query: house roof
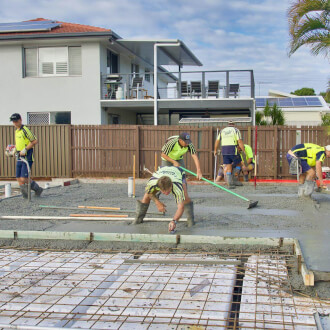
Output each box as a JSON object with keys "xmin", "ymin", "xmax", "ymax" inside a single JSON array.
[{"xmin": 0, "ymin": 18, "xmax": 117, "ymax": 40}]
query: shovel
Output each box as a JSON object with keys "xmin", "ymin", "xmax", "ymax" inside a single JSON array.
[{"xmin": 180, "ymin": 166, "xmax": 258, "ymax": 209}]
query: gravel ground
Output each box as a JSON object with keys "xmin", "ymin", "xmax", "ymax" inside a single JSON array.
[{"xmin": 0, "ymin": 181, "xmax": 329, "ymax": 270}]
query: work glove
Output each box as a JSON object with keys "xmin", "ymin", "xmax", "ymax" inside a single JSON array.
[{"xmin": 19, "ymin": 148, "xmax": 27, "ymax": 156}]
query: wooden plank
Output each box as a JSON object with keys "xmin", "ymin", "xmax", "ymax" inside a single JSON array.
[
  {"xmin": 124, "ymin": 259, "xmax": 241, "ymax": 265},
  {"xmin": 180, "ymin": 235, "xmax": 283, "ymax": 246},
  {"xmin": 293, "ymin": 239, "xmax": 314, "ymax": 286},
  {"xmin": 70, "ymin": 214, "xmax": 128, "ymax": 218},
  {"xmin": 92, "ymin": 232, "xmax": 177, "ymax": 243}
]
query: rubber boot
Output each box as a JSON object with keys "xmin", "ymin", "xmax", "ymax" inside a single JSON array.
[
  {"xmin": 31, "ymin": 181, "xmax": 43, "ymax": 197},
  {"xmin": 226, "ymin": 173, "xmax": 235, "ymax": 189},
  {"xmin": 133, "ymin": 200, "xmax": 149, "ymax": 224},
  {"xmin": 244, "ymin": 174, "xmax": 249, "ymax": 182},
  {"xmin": 297, "ymin": 184, "xmax": 305, "ymax": 198},
  {"xmin": 233, "ymin": 168, "xmax": 243, "ymax": 186},
  {"xmin": 20, "ymin": 184, "xmax": 28, "ymax": 199},
  {"xmin": 184, "ymin": 201, "xmax": 195, "ymax": 227},
  {"xmin": 303, "ymin": 180, "xmax": 315, "ymax": 198}
]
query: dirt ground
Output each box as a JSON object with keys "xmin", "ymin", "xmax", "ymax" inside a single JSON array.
[{"xmin": 1, "ymin": 181, "xmax": 330, "ymax": 298}]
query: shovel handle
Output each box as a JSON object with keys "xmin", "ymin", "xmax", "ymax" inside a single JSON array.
[{"xmin": 180, "ymin": 166, "xmax": 250, "ymax": 202}]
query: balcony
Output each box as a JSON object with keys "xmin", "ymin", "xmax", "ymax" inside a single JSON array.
[{"xmin": 101, "ymin": 69, "xmax": 255, "ymax": 100}]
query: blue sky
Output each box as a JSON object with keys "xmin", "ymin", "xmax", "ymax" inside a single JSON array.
[{"xmin": 1, "ymin": 0, "xmax": 329, "ymax": 95}]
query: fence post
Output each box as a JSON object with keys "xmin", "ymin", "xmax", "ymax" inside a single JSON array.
[
  {"xmin": 209, "ymin": 126, "xmax": 213, "ymax": 177},
  {"xmin": 135, "ymin": 125, "xmax": 140, "ymax": 178},
  {"xmin": 248, "ymin": 126, "xmax": 251, "ymax": 148},
  {"xmin": 68, "ymin": 125, "xmax": 73, "ymax": 178},
  {"xmin": 274, "ymin": 126, "xmax": 278, "ymax": 179}
]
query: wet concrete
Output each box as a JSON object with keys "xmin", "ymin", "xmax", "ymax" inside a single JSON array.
[{"xmin": 0, "ymin": 182, "xmax": 329, "ymax": 274}]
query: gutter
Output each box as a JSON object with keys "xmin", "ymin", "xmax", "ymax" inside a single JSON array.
[{"xmin": 0, "ymin": 31, "xmax": 118, "ymax": 41}]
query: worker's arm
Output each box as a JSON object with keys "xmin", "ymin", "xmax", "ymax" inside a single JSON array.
[
  {"xmin": 20, "ymin": 139, "xmax": 38, "ymax": 156},
  {"xmin": 168, "ymin": 201, "xmax": 185, "ymax": 232},
  {"xmin": 161, "ymin": 152, "xmax": 180, "ymax": 167},
  {"xmin": 237, "ymin": 139, "xmax": 248, "ymax": 167},
  {"xmin": 315, "ymin": 161, "xmax": 325, "ymax": 188},
  {"xmin": 149, "ymin": 193, "xmax": 166, "ymax": 213},
  {"xmin": 191, "ymin": 153, "xmax": 202, "ymax": 180},
  {"xmin": 214, "ymin": 139, "xmax": 220, "ymax": 156}
]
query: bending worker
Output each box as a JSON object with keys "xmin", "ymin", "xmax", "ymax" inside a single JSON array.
[
  {"xmin": 134, "ymin": 166, "xmax": 192, "ymax": 231},
  {"xmin": 160, "ymin": 132, "xmax": 203, "ymax": 224},
  {"xmin": 9, "ymin": 113, "xmax": 43, "ymax": 198},
  {"xmin": 237, "ymin": 144, "xmax": 255, "ymax": 182},
  {"xmin": 214, "ymin": 121, "xmax": 246, "ymax": 188},
  {"xmin": 287, "ymin": 143, "xmax": 330, "ymax": 197}
]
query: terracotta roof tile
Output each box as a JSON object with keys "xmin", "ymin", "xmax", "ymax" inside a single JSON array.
[{"xmin": 0, "ymin": 18, "xmax": 111, "ymax": 37}]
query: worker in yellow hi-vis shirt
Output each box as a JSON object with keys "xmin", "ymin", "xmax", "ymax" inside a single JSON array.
[
  {"xmin": 9, "ymin": 113, "xmax": 43, "ymax": 199},
  {"xmin": 238, "ymin": 144, "xmax": 255, "ymax": 182},
  {"xmin": 159, "ymin": 132, "xmax": 202, "ymax": 227},
  {"xmin": 287, "ymin": 143, "xmax": 330, "ymax": 197},
  {"xmin": 134, "ymin": 166, "xmax": 188, "ymax": 231}
]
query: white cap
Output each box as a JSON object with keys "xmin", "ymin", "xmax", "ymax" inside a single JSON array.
[{"xmin": 326, "ymin": 145, "xmax": 330, "ymax": 151}]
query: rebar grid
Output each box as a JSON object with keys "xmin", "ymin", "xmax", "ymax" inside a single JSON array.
[{"xmin": 0, "ymin": 247, "xmax": 328, "ymax": 329}]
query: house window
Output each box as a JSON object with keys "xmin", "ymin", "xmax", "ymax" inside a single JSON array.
[
  {"xmin": 28, "ymin": 113, "xmax": 50, "ymax": 125},
  {"xmin": 145, "ymin": 68, "xmax": 151, "ymax": 82},
  {"xmin": 24, "ymin": 46, "xmax": 82, "ymax": 77},
  {"xmin": 107, "ymin": 50, "xmax": 119, "ymax": 74},
  {"xmin": 28, "ymin": 112, "xmax": 71, "ymax": 124}
]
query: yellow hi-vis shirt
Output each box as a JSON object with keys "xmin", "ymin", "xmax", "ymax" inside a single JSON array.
[
  {"xmin": 217, "ymin": 126, "xmax": 242, "ymax": 155},
  {"xmin": 15, "ymin": 125, "xmax": 36, "ymax": 151},
  {"xmin": 291, "ymin": 143, "xmax": 325, "ymax": 167},
  {"xmin": 161, "ymin": 136, "xmax": 196, "ymax": 161},
  {"xmin": 145, "ymin": 166, "xmax": 185, "ymax": 204},
  {"xmin": 240, "ymin": 144, "xmax": 254, "ymax": 164}
]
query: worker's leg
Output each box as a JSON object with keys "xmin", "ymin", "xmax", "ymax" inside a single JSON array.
[
  {"xmin": 16, "ymin": 161, "xmax": 28, "ymax": 198},
  {"xmin": 134, "ymin": 193, "xmax": 150, "ymax": 224},
  {"xmin": 215, "ymin": 166, "xmax": 224, "ymax": 182},
  {"xmin": 233, "ymin": 158, "xmax": 243, "ymax": 186},
  {"xmin": 223, "ymin": 155, "xmax": 235, "ymax": 189}
]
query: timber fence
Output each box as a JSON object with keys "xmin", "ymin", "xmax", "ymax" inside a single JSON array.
[{"xmin": 1, "ymin": 125, "xmax": 329, "ymax": 179}]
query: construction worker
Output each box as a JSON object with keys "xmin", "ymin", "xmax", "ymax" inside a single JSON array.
[
  {"xmin": 287, "ymin": 143, "xmax": 330, "ymax": 197},
  {"xmin": 134, "ymin": 166, "xmax": 192, "ymax": 231},
  {"xmin": 237, "ymin": 144, "xmax": 255, "ymax": 182},
  {"xmin": 214, "ymin": 121, "xmax": 246, "ymax": 188},
  {"xmin": 9, "ymin": 113, "xmax": 43, "ymax": 198},
  {"xmin": 160, "ymin": 132, "xmax": 202, "ymax": 224}
]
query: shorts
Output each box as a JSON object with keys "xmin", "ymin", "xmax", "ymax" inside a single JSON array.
[
  {"xmin": 161, "ymin": 158, "xmax": 187, "ymax": 183},
  {"xmin": 222, "ymin": 154, "xmax": 241, "ymax": 166},
  {"xmin": 286, "ymin": 153, "xmax": 310, "ymax": 174},
  {"xmin": 16, "ymin": 160, "xmax": 33, "ymax": 178}
]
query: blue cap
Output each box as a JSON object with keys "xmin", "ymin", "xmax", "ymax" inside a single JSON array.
[{"xmin": 179, "ymin": 132, "xmax": 192, "ymax": 144}]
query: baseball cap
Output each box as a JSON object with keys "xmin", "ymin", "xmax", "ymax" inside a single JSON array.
[
  {"xmin": 326, "ymin": 145, "xmax": 330, "ymax": 151},
  {"xmin": 179, "ymin": 132, "xmax": 192, "ymax": 144},
  {"xmin": 9, "ymin": 113, "xmax": 21, "ymax": 121},
  {"xmin": 228, "ymin": 120, "xmax": 235, "ymax": 126}
]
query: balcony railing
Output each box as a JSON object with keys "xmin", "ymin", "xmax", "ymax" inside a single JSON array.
[{"xmin": 100, "ymin": 69, "xmax": 255, "ymax": 100}]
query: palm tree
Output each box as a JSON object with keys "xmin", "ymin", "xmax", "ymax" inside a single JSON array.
[
  {"xmin": 256, "ymin": 102, "xmax": 285, "ymax": 125},
  {"xmin": 288, "ymin": 0, "xmax": 330, "ymax": 57}
]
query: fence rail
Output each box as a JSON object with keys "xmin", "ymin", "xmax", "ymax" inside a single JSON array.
[{"xmin": 1, "ymin": 125, "xmax": 329, "ymax": 179}]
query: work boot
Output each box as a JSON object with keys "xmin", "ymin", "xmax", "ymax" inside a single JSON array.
[
  {"xmin": 20, "ymin": 184, "xmax": 28, "ymax": 199},
  {"xmin": 298, "ymin": 184, "xmax": 305, "ymax": 198},
  {"xmin": 244, "ymin": 174, "xmax": 249, "ymax": 182},
  {"xmin": 226, "ymin": 173, "xmax": 235, "ymax": 189},
  {"xmin": 303, "ymin": 180, "xmax": 315, "ymax": 198},
  {"xmin": 233, "ymin": 168, "xmax": 243, "ymax": 186},
  {"xmin": 184, "ymin": 201, "xmax": 195, "ymax": 227},
  {"xmin": 31, "ymin": 181, "xmax": 43, "ymax": 197},
  {"xmin": 133, "ymin": 200, "xmax": 149, "ymax": 224}
]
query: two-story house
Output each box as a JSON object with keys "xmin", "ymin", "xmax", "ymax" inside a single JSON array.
[{"xmin": 0, "ymin": 18, "xmax": 256, "ymax": 126}]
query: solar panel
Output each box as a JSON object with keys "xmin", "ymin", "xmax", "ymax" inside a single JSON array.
[
  {"xmin": 292, "ymin": 97, "xmax": 308, "ymax": 106},
  {"xmin": 255, "ymin": 98, "xmax": 266, "ymax": 107},
  {"xmin": 0, "ymin": 20, "xmax": 60, "ymax": 33},
  {"xmin": 255, "ymin": 97, "xmax": 323, "ymax": 108}
]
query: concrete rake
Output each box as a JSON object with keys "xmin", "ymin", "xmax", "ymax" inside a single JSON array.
[{"xmin": 180, "ymin": 166, "xmax": 258, "ymax": 209}]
